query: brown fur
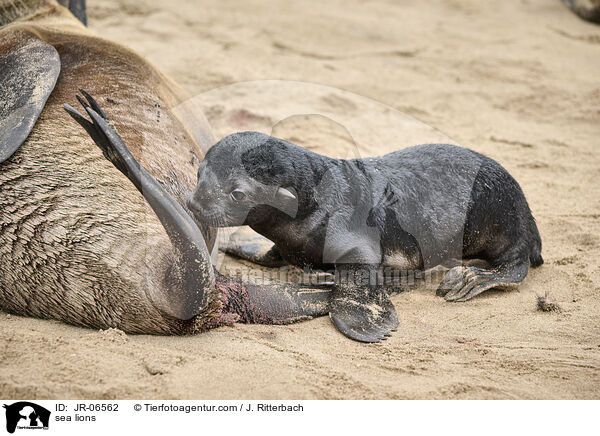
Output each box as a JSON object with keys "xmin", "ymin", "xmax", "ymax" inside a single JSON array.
[{"xmin": 0, "ymin": 1, "xmax": 225, "ymax": 334}]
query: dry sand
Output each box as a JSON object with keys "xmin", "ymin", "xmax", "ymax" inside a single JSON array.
[{"xmin": 2, "ymin": 0, "xmax": 600, "ymax": 399}]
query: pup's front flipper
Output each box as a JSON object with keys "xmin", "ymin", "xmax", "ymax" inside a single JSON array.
[
  {"xmin": 222, "ymin": 227, "xmax": 287, "ymax": 267},
  {"xmin": 330, "ymin": 265, "xmax": 398, "ymax": 343}
]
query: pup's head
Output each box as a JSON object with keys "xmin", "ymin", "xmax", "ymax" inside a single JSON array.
[{"xmin": 187, "ymin": 132, "xmax": 298, "ymax": 227}]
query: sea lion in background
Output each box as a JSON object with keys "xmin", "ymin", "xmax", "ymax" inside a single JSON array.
[
  {"xmin": 562, "ymin": 0, "xmax": 600, "ymax": 23},
  {"xmin": 187, "ymin": 132, "xmax": 543, "ymax": 343},
  {"xmin": 0, "ymin": 0, "xmax": 329, "ymax": 334}
]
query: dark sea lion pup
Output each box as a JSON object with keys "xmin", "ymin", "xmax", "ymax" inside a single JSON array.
[{"xmin": 187, "ymin": 132, "xmax": 543, "ymax": 343}]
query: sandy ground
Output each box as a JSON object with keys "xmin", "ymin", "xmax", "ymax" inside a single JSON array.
[{"xmin": 2, "ymin": 0, "xmax": 600, "ymax": 399}]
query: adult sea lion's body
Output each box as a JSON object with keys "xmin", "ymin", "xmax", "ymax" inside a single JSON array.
[{"xmin": 0, "ymin": 0, "xmax": 329, "ymax": 333}]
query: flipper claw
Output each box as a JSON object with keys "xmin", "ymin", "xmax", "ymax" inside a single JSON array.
[{"xmin": 79, "ymin": 88, "xmax": 108, "ymax": 119}]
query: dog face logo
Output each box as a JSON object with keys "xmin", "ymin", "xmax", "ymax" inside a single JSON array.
[{"xmin": 2, "ymin": 402, "xmax": 50, "ymax": 433}]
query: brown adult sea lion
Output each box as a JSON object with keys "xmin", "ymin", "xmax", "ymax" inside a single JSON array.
[{"xmin": 0, "ymin": 0, "xmax": 329, "ymax": 334}]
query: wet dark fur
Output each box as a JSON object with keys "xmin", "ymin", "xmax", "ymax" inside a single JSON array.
[
  {"xmin": 199, "ymin": 133, "xmax": 543, "ymax": 275},
  {"xmin": 190, "ymin": 132, "xmax": 544, "ymax": 341}
]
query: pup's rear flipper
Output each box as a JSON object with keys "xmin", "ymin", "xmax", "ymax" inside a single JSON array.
[
  {"xmin": 437, "ymin": 260, "xmax": 529, "ymax": 302},
  {"xmin": 0, "ymin": 34, "xmax": 60, "ymax": 165},
  {"xmin": 329, "ymin": 265, "xmax": 398, "ymax": 343}
]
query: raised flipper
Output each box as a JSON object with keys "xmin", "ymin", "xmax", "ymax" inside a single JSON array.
[
  {"xmin": 0, "ymin": 35, "xmax": 60, "ymax": 165},
  {"xmin": 329, "ymin": 264, "xmax": 398, "ymax": 343},
  {"xmin": 436, "ymin": 260, "xmax": 530, "ymax": 302},
  {"xmin": 64, "ymin": 91, "xmax": 214, "ymax": 320},
  {"xmin": 222, "ymin": 226, "xmax": 287, "ymax": 267}
]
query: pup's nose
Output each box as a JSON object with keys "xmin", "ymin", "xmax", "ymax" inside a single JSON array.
[{"xmin": 186, "ymin": 197, "xmax": 200, "ymax": 212}]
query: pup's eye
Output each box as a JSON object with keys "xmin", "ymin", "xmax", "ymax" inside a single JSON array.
[{"xmin": 231, "ymin": 190, "xmax": 246, "ymax": 201}]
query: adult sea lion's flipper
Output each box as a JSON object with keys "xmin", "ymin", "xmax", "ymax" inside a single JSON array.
[
  {"xmin": 64, "ymin": 91, "xmax": 214, "ymax": 320},
  {"xmin": 0, "ymin": 35, "xmax": 60, "ymax": 165},
  {"xmin": 330, "ymin": 264, "xmax": 399, "ymax": 343}
]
